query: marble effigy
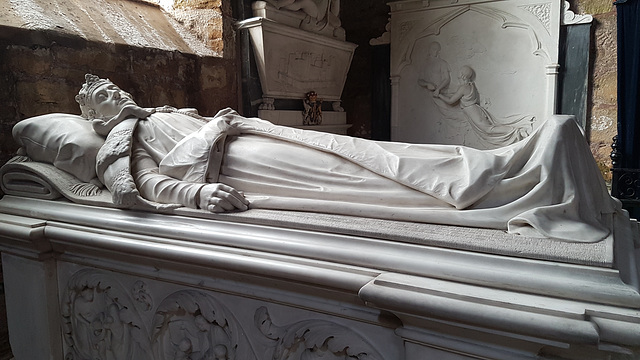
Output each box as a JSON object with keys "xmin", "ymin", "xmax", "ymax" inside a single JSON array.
[
  {"xmin": 0, "ymin": 73, "xmax": 639, "ymax": 358},
  {"xmin": 0, "ymin": 74, "xmax": 627, "ymax": 243}
]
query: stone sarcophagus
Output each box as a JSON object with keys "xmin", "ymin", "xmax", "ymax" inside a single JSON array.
[
  {"xmin": 0, "ymin": 63, "xmax": 639, "ymax": 359},
  {"xmin": 236, "ymin": 1, "xmax": 356, "ymax": 134},
  {"xmin": 1, "ymin": 193, "xmax": 640, "ymax": 359}
]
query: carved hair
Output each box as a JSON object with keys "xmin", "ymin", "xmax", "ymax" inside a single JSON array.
[{"xmin": 459, "ymin": 66, "xmax": 476, "ymax": 83}]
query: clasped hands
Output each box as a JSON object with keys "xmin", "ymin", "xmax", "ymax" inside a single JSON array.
[{"xmin": 197, "ymin": 183, "xmax": 249, "ymax": 213}]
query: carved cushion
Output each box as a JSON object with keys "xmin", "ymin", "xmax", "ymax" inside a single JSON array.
[{"xmin": 12, "ymin": 113, "xmax": 105, "ymax": 182}]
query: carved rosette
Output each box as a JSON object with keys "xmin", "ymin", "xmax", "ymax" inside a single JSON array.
[
  {"xmin": 61, "ymin": 269, "xmax": 153, "ymax": 360},
  {"xmin": 152, "ymin": 290, "xmax": 257, "ymax": 360},
  {"xmin": 255, "ymin": 306, "xmax": 384, "ymax": 360}
]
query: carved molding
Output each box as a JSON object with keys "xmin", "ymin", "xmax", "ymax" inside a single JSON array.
[
  {"xmin": 561, "ymin": 0, "xmax": 593, "ymax": 25},
  {"xmin": 255, "ymin": 306, "xmax": 384, "ymax": 360},
  {"xmin": 472, "ymin": 5, "xmax": 547, "ymax": 60},
  {"xmin": 370, "ymin": 19, "xmax": 391, "ymax": 46},
  {"xmin": 395, "ymin": 4, "xmax": 549, "ymax": 74}
]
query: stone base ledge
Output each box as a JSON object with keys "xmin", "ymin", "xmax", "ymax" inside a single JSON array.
[{"xmin": 0, "ymin": 196, "xmax": 639, "ymax": 359}]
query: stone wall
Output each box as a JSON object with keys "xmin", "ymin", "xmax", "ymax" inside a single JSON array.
[
  {"xmin": 0, "ymin": 0, "xmax": 238, "ymax": 169},
  {"xmin": 574, "ymin": 0, "xmax": 617, "ymax": 183},
  {"xmin": 0, "ymin": 30, "xmax": 237, "ymax": 166}
]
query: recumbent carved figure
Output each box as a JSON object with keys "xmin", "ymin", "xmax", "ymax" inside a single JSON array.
[{"xmin": 7, "ymin": 74, "xmax": 620, "ymax": 242}]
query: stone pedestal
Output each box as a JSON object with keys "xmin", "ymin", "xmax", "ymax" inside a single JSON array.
[{"xmin": 1, "ymin": 196, "xmax": 639, "ymax": 359}]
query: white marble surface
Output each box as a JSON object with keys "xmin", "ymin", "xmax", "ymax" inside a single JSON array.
[
  {"xmin": 0, "ymin": 196, "xmax": 639, "ymax": 359},
  {"xmin": 237, "ymin": 17, "xmax": 357, "ymax": 102},
  {"xmin": 388, "ymin": 0, "xmax": 561, "ymax": 148},
  {"xmin": 7, "ymin": 100, "xmax": 625, "ymax": 243},
  {"xmin": 253, "ymin": 0, "xmax": 345, "ymax": 40}
]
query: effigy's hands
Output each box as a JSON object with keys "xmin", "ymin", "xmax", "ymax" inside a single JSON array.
[{"xmin": 198, "ymin": 183, "xmax": 249, "ymax": 213}]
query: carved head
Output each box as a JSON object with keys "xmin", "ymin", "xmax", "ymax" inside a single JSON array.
[
  {"xmin": 306, "ymin": 91, "xmax": 318, "ymax": 101},
  {"xmin": 75, "ymin": 74, "xmax": 137, "ymax": 120},
  {"xmin": 459, "ymin": 66, "xmax": 476, "ymax": 83},
  {"xmin": 427, "ymin": 41, "xmax": 441, "ymax": 57}
]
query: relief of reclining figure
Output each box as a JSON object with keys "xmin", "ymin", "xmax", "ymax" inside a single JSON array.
[{"xmin": 4, "ymin": 74, "xmax": 622, "ymax": 242}]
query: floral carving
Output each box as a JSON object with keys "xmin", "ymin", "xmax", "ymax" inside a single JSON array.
[
  {"xmin": 132, "ymin": 280, "xmax": 153, "ymax": 311},
  {"xmin": 255, "ymin": 306, "xmax": 384, "ymax": 360},
  {"xmin": 152, "ymin": 290, "xmax": 257, "ymax": 360},
  {"xmin": 62, "ymin": 271, "xmax": 258, "ymax": 360},
  {"xmin": 61, "ymin": 269, "xmax": 152, "ymax": 360},
  {"xmin": 519, "ymin": 3, "xmax": 551, "ymax": 32}
]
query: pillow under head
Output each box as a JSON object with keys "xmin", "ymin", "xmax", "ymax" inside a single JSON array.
[{"xmin": 12, "ymin": 113, "xmax": 105, "ymax": 183}]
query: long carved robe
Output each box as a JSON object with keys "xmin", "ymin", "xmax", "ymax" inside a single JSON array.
[{"xmin": 129, "ymin": 108, "xmax": 618, "ymax": 242}]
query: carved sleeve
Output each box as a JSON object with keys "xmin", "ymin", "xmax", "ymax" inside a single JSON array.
[{"xmin": 131, "ymin": 145, "xmax": 205, "ymax": 209}]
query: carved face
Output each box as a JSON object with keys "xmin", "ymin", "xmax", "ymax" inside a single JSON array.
[
  {"xmin": 428, "ymin": 42, "xmax": 441, "ymax": 57},
  {"xmin": 307, "ymin": 91, "xmax": 317, "ymax": 101},
  {"xmin": 459, "ymin": 66, "xmax": 475, "ymax": 82},
  {"xmin": 89, "ymin": 82, "xmax": 137, "ymax": 119}
]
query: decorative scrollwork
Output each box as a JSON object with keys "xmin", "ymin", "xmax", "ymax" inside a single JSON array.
[
  {"xmin": 255, "ymin": 306, "xmax": 384, "ymax": 360},
  {"xmin": 399, "ymin": 21, "xmax": 414, "ymax": 40},
  {"xmin": 152, "ymin": 290, "xmax": 257, "ymax": 360},
  {"xmin": 132, "ymin": 280, "xmax": 153, "ymax": 311},
  {"xmin": 61, "ymin": 269, "xmax": 152, "ymax": 360},
  {"xmin": 520, "ymin": 3, "xmax": 551, "ymax": 31},
  {"xmin": 613, "ymin": 169, "xmax": 640, "ymax": 200},
  {"xmin": 561, "ymin": 0, "xmax": 593, "ymax": 25},
  {"xmin": 62, "ymin": 271, "xmax": 258, "ymax": 360}
]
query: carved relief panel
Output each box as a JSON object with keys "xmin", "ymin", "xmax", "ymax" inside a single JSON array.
[
  {"xmin": 255, "ymin": 306, "xmax": 385, "ymax": 359},
  {"xmin": 389, "ymin": 0, "xmax": 561, "ymax": 149},
  {"xmin": 61, "ymin": 269, "xmax": 257, "ymax": 360},
  {"xmin": 58, "ymin": 266, "xmax": 397, "ymax": 360},
  {"xmin": 61, "ymin": 269, "xmax": 154, "ymax": 359}
]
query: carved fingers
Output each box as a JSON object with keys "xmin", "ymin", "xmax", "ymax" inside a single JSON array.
[{"xmin": 198, "ymin": 183, "xmax": 249, "ymax": 213}]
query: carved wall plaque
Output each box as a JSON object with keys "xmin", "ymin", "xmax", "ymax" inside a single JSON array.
[{"xmin": 389, "ymin": 0, "xmax": 561, "ymax": 149}]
